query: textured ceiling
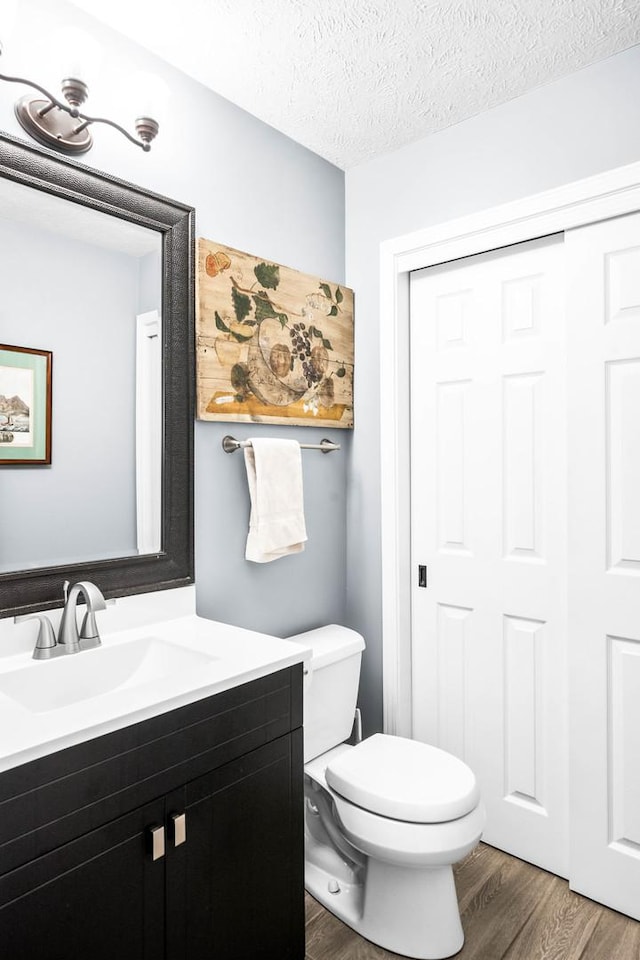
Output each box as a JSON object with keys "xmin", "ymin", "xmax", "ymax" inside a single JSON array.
[
  {"xmin": 70, "ymin": 0, "xmax": 640, "ymax": 169},
  {"xmin": 0, "ymin": 177, "xmax": 159, "ymax": 255}
]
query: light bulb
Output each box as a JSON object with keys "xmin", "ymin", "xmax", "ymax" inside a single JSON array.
[
  {"xmin": 0, "ymin": 0, "xmax": 24, "ymax": 72},
  {"xmin": 133, "ymin": 71, "xmax": 170, "ymax": 125},
  {"xmin": 50, "ymin": 25, "xmax": 104, "ymax": 85},
  {"xmin": 0, "ymin": 0, "xmax": 19, "ymax": 51}
]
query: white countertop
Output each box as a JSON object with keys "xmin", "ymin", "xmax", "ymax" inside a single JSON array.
[{"xmin": 0, "ymin": 614, "xmax": 310, "ymax": 774}]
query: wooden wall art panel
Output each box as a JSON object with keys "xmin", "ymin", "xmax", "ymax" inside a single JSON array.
[{"xmin": 196, "ymin": 239, "xmax": 354, "ymax": 428}]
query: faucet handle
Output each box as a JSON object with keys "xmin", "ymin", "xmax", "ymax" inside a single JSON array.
[{"xmin": 14, "ymin": 613, "xmax": 58, "ymax": 660}]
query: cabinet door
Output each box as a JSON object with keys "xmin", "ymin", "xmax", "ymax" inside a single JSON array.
[
  {"xmin": 0, "ymin": 799, "xmax": 166, "ymax": 960},
  {"xmin": 166, "ymin": 731, "xmax": 304, "ymax": 960}
]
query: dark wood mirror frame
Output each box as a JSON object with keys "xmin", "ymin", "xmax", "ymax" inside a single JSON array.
[{"xmin": 0, "ymin": 131, "xmax": 194, "ymax": 618}]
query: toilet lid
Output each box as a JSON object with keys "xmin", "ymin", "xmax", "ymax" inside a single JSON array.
[{"xmin": 325, "ymin": 733, "xmax": 480, "ymax": 823}]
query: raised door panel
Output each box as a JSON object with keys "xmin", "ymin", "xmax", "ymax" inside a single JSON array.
[
  {"xmin": 606, "ymin": 359, "xmax": 640, "ymax": 572},
  {"xmin": 605, "ymin": 244, "xmax": 640, "ymax": 324},
  {"xmin": 436, "ymin": 603, "xmax": 472, "ymax": 759},
  {"xmin": 502, "ymin": 372, "xmax": 545, "ymax": 561},
  {"xmin": 0, "ymin": 799, "xmax": 165, "ymax": 960},
  {"xmin": 436, "ymin": 380, "xmax": 472, "ymax": 554},
  {"xmin": 609, "ymin": 635, "xmax": 640, "ymax": 853},
  {"xmin": 503, "ymin": 615, "xmax": 546, "ymax": 810}
]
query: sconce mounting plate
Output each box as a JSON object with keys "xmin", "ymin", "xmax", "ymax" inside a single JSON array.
[{"xmin": 15, "ymin": 95, "xmax": 93, "ymax": 155}]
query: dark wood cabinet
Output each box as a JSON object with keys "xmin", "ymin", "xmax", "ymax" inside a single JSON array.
[
  {"xmin": 0, "ymin": 666, "xmax": 304, "ymax": 960},
  {"xmin": 0, "ymin": 798, "xmax": 166, "ymax": 960}
]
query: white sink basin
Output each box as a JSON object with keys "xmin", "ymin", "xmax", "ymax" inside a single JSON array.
[
  {"xmin": 0, "ymin": 613, "xmax": 310, "ymax": 775},
  {"xmin": 0, "ymin": 635, "xmax": 216, "ymax": 714}
]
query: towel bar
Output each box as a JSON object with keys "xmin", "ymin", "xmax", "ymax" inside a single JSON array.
[{"xmin": 222, "ymin": 435, "xmax": 340, "ymax": 454}]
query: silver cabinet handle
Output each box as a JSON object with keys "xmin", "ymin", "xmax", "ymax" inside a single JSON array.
[
  {"xmin": 148, "ymin": 824, "xmax": 165, "ymax": 861},
  {"xmin": 171, "ymin": 812, "xmax": 186, "ymax": 847}
]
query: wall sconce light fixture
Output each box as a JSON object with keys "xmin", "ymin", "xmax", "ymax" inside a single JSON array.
[{"xmin": 0, "ymin": 40, "xmax": 159, "ymax": 155}]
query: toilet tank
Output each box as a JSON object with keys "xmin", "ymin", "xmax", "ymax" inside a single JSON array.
[{"xmin": 287, "ymin": 625, "xmax": 365, "ymax": 762}]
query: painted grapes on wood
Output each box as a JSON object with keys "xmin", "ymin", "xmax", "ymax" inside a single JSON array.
[{"xmin": 196, "ymin": 239, "xmax": 354, "ymax": 428}]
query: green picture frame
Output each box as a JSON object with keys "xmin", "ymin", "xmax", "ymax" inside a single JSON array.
[{"xmin": 0, "ymin": 344, "xmax": 52, "ymax": 465}]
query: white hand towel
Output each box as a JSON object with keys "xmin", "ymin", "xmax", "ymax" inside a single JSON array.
[{"xmin": 243, "ymin": 438, "xmax": 307, "ymax": 563}]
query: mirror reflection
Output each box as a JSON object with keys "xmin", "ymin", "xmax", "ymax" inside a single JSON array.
[{"xmin": 0, "ymin": 176, "xmax": 162, "ymax": 573}]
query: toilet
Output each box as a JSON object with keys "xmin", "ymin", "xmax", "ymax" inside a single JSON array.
[{"xmin": 288, "ymin": 625, "xmax": 485, "ymax": 960}]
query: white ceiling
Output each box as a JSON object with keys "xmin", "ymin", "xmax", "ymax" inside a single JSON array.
[
  {"xmin": 0, "ymin": 176, "xmax": 160, "ymax": 256},
  {"xmin": 70, "ymin": 0, "xmax": 640, "ymax": 169}
]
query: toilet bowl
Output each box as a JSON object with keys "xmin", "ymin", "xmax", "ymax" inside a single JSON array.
[{"xmin": 289, "ymin": 626, "xmax": 485, "ymax": 960}]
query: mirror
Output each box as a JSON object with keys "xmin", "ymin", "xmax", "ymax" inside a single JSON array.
[
  {"xmin": 0, "ymin": 131, "xmax": 194, "ymax": 618},
  {"xmin": 0, "ymin": 176, "xmax": 163, "ymax": 571}
]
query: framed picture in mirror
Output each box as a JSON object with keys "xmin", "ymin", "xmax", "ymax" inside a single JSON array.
[{"xmin": 0, "ymin": 343, "xmax": 52, "ymax": 465}]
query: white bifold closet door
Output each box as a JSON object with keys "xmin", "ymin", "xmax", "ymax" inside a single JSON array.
[
  {"xmin": 410, "ymin": 235, "xmax": 569, "ymax": 879},
  {"xmin": 565, "ymin": 211, "xmax": 640, "ymax": 921},
  {"xmin": 410, "ymin": 215, "xmax": 640, "ymax": 919}
]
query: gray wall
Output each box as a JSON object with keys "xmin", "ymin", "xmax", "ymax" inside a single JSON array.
[
  {"xmin": 0, "ymin": 1, "xmax": 347, "ymax": 635},
  {"xmin": 345, "ymin": 45, "xmax": 640, "ymax": 734},
  {"xmin": 0, "ymin": 217, "xmax": 143, "ymax": 570}
]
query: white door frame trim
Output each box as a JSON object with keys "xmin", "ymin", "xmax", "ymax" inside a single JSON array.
[
  {"xmin": 136, "ymin": 309, "xmax": 162, "ymax": 555},
  {"xmin": 380, "ymin": 160, "xmax": 640, "ymax": 737}
]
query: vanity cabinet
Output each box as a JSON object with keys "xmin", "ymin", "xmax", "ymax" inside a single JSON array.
[{"xmin": 0, "ymin": 666, "xmax": 304, "ymax": 960}]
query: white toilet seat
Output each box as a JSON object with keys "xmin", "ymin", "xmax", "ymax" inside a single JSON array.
[
  {"xmin": 305, "ymin": 734, "xmax": 484, "ymax": 868},
  {"xmin": 331, "ymin": 790, "xmax": 485, "ymax": 867},
  {"xmin": 325, "ymin": 733, "xmax": 480, "ymax": 823}
]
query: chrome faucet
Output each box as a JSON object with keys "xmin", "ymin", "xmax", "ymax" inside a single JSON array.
[
  {"xmin": 15, "ymin": 580, "xmax": 107, "ymax": 660},
  {"xmin": 58, "ymin": 581, "xmax": 107, "ymax": 652}
]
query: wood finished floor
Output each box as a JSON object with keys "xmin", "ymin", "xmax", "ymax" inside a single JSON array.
[{"xmin": 304, "ymin": 843, "xmax": 640, "ymax": 960}]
